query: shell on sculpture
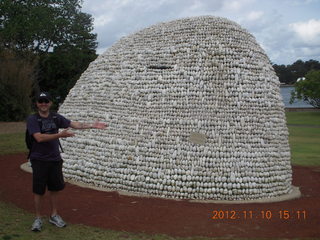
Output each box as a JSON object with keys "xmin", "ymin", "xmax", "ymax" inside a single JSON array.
[{"xmin": 58, "ymin": 16, "xmax": 293, "ymax": 201}]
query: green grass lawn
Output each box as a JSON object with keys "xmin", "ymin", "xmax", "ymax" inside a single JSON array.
[
  {"xmin": 0, "ymin": 200, "xmax": 311, "ymax": 240},
  {"xmin": 285, "ymin": 111, "xmax": 320, "ymax": 166},
  {"xmin": 0, "ymin": 201, "xmax": 177, "ymax": 240},
  {"xmin": 288, "ymin": 126, "xmax": 320, "ymax": 166},
  {"xmin": 0, "ymin": 132, "xmax": 27, "ymax": 155},
  {"xmin": 286, "ymin": 111, "xmax": 320, "ymax": 125}
]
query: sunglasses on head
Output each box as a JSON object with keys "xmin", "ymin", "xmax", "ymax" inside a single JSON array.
[{"xmin": 37, "ymin": 99, "xmax": 50, "ymax": 103}]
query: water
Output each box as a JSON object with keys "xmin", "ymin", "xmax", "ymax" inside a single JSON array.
[{"xmin": 280, "ymin": 86, "xmax": 314, "ymax": 108}]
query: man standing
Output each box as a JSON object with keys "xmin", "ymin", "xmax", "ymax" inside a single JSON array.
[{"xmin": 27, "ymin": 92, "xmax": 106, "ymax": 232}]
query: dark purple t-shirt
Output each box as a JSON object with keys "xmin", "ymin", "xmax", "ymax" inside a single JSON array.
[{"xmin": 27, "ymin": 113, "xmax": 71, "ymax": 161}]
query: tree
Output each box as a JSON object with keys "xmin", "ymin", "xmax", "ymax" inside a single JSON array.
[
  {"xmin": 273, "ymin": 59, "xmax": 320, "ymax": 84},
  {"xmin": 290, "ymin": 60, "xmax": 307, "ymax": 81},
  {"xmin": 0, "ymin": 50, "xmax": 37, "ymax": 121},
  {"xmin": 290, "ymin": 70, "xmax": 320, "ymax": 108},
  {"xmin": 305, "ymin": 59, "xmax": 320, "ymax": 71},
  {"xmin": 0, "ymin": 0, "xmax": 97, "ymax": 54},
  {"xmin": 38, "ymin": 44, "xmax": 97, "ymax": 109},
  {"xmin": 273, "ymin": 64, "xmax": 294, "ymax": 84},
  {"xmin": 0, "ymin": 0, "xmax": 97, "ymax": 119},
  {"xmin": 36, "ymin": 7, "xmax": 98, "ymax": 109}
]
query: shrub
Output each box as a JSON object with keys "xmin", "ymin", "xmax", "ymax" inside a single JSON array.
[{"xmin": 290, "ymin": 70, "xmax": 320, "ymax": 108}]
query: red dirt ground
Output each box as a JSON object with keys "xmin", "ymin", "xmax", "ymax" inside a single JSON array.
[{"xmin": 1, "ymin": 153, "xmax": 319, "ymax": 238}]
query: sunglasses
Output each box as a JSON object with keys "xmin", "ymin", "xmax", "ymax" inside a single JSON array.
[{"xmin": 37, "ymin": 99, "xmax": 50, "ymax": 104}]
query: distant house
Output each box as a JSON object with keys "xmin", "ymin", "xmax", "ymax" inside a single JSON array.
[{"xmin": 296, "ymin": 77, "xmax": 306, "ymax": 82}]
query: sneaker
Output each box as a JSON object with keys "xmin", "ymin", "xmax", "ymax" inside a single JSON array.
[
  {"xmin": 31, "ymin": 217, "xmax": 42, "ymax": 232},
  {"xmin": 49, "ymin": 215, "xmax": 66, "ymax": 228}
]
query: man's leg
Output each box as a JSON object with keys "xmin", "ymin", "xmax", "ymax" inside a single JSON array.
[
  {"xmin": 32, "ymin": 193, "xmax": 43, "ymax": 231},
  {"xmin": 34, "ymin": 193, "xmax": 43, "ymax": 218},
  {"xmin": 48, "ymin": 190, "xmax": 66, "ymax": 227},
  {"xmin": 49, "ymin": 191, "xmax": 58, "ymax": 216},
  {"xmin": 31, "ymin": 160, "xmax": 46, "ymax": 231},
  {"xmin": 48, "ymin": 160, "xmax": 66, "ymax": 227},
  {"xmin": 48, "ymin": 161, "xmax": 65, "ymax": 216}
]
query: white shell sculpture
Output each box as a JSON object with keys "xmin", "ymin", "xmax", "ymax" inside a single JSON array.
[{"xmin": 59, "ymin": 16, "xmax": 293, "ymax": 201}]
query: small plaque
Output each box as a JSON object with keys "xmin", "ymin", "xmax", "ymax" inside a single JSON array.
[{"xmin": 189, "ymin": 132, "xmax": 207, "ymax": 145}]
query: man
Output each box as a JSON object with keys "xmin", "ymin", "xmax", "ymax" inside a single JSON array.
[{"xmin": 27, "ymin": 92, "xmax": 106, "ymax": 232}]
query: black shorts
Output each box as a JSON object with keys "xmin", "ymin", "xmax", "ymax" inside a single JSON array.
[{"xmin": 30, "ymin": 159, "xmax": 65, "ymax": 195}]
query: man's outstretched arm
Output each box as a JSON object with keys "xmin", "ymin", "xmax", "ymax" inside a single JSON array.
[
  {"xmin": 70, "ymin": 121, "xmax": 107, "ymax": 130},
  {"xmin": 33, "ymin": 121, "xmax": 107, "ymax": 143},
  {"xmin": 33, "ymin": 129, "xmax": 75, "ymax": 143}
]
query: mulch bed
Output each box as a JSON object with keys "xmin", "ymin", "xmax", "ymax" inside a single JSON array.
[{"xmin": 1, "ymin": 153, "xmax": 319, "ymax": 238}]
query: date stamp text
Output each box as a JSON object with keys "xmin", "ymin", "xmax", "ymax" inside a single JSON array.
[{"xmin": 211, "ymin": 210, "xmax": 307, "ymax": 220}]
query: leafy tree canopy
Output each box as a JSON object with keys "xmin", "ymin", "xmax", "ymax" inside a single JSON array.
[
  {"xmin": 0, "ymin": 0, "xmax": 98, "ymax": 120},
  {"xmin": 0, "ymin": 0, "xmax": 97, "ymax": 53},
  {"xmin": 38, "ymin": 44, "xmax": 97, "ymax": 109},
  {"xmin": 290, "ymin": 70, "xmax": 320, "ymax": 108},
  {"xmin": 273, "ymin": 59, "xmax": 320, "ymax": 84}
]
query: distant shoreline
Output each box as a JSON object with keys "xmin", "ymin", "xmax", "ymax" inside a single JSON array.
[{"xmin": 285, "ymin": 108, "xmax": 318, "ymax": 112}]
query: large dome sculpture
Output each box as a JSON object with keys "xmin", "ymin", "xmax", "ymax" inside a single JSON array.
[{"xmin": 59, "ymin": 16, "xmax": 294, "ymax": 201}]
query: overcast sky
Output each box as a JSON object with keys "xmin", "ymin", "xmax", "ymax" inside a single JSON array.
[{"xmin": 82, "ymin": 0, "xmax": 320, "ymax": 65}]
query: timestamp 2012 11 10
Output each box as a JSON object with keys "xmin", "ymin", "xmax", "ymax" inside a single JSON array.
[{"xmin": 211, "ymin": 210, "xmax": 307, "ymax": 220}]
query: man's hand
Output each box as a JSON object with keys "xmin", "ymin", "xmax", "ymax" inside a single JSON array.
[
  {"xmin": 92, "ymin": 121, "xmax": 107, "ymax": 129},
  {"xmin": 33, "ymin": 128, "xmax": 75, "ymax": 142},
  {"xmin": 59, "ymin": 128, "xmax": 75, "ymax": 138}
]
